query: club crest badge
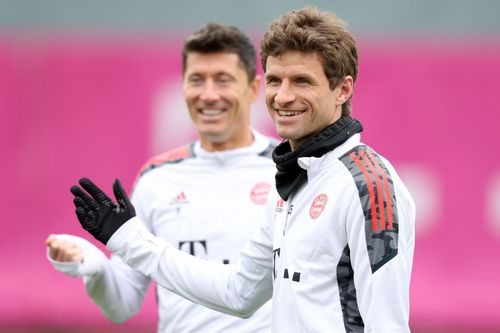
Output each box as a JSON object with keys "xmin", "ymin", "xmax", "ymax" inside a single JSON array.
[
  {"xmin": 275, "ymin": 198, "xmax": 285, "ymax": 213},
  {"xmin": 250, "ymin": 182, "xmax": 271, "ymax": 205},
  {"xmin": 310, "ymin": 193, "xmax": 328, "ymax": 219}
]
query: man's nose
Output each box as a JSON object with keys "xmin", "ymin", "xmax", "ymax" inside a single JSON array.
[
  {"xmin": 200, "ymin": 81, "xmax": 220, "ymax": 102},
  {"xmin": 274, "ymin": 81, "xmax": 295, "ymax": 106}
]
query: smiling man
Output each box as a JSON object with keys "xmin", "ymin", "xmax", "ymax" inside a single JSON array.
[
  {"xmin": 46, "ymin": 24, "xmax": 276, "ymax": 333},
  {"xmin": 65, "ymin": 7, "xmax": 416, "ymax": 333},
  {"xmin": 183, "ymin": 50, "xmax": 256, "ymax": 150},
  {"xmin": 264, "ymin": 51, "xmax": 351, "ymax": 150}
]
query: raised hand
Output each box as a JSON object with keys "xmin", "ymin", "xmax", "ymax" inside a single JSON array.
[
  {"xmin": 70, "ymin": 178, "xmax": 136, "ymax": 244},
  {"xmin": 45, "ymin": 235, "xmax": 84, "ymax": 262}
]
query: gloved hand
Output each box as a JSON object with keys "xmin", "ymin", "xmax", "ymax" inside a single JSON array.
[{"xmin": 70, "ymin": 178, "xmax": 136, "ymax": 245}]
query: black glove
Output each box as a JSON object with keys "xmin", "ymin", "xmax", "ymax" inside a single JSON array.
[{"xmin": 70, "ymin": 177, "xmax": 136, "ymax": 245}]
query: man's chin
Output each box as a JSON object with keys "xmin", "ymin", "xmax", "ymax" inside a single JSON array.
[
  {"xmin": 275, "ymin": 129, "xmax": 295, "ymax": 141},
  {"xmin": 200, "ymin": 131, "xmax": 230, "ymax": 144}
]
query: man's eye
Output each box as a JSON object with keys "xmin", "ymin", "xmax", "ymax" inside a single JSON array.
[
  {"xmin": 188, "ymin": 76, "xmax": 203, "ymax": 84},
  {"xmin": 217, "ymin": 75, "xmax": 233, "ymax": 84},
  {"xmin": 266, "ymin": 77, "xmax": 280, "ymax": 84},
  {"xmin": 217, "ymin": 78, "xmax": 230, "ymax": 84},
  {"xmin": 296, "ymin": 78, "xmax": 310, "ymax": 85}
]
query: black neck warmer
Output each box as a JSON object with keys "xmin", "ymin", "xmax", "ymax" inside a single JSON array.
[{"xmin": 272, "ymin": 115, "xmax": 363, "ymax": 201}]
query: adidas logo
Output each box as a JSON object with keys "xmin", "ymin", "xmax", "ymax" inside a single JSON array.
[{"xmin": 170, "ymin": 191, "xmax": 188, "ymax": 204}]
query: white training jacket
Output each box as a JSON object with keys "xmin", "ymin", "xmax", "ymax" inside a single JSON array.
[
  {"xmin": 106, "ymin": 133, "xmax": 416, "ymax": 333},
  {"xmin": 48, "ymin": 130, "xmax": 277, "ymax": 333}
]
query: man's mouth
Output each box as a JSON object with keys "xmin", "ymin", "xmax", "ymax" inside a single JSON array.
[
  {"xmin": 278, "ymin": 110, "xmax": 305, "ymax": 117},
  {"xmin": 200, "ymin": 109, "xmax": 225, "ymax": 115}
]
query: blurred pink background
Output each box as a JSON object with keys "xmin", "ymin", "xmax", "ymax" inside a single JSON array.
[{"xmin": 1, "ymin": 31, "xmax": 500, "ymax": 333}]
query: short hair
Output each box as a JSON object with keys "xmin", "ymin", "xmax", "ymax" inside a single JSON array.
[
  {"xmin": 182, "ymin": 23, "xmax": 257, "ymax": 83},
  {"xmin": 260, "ymin": 7, "xmax": 358, "ymax": 115}
]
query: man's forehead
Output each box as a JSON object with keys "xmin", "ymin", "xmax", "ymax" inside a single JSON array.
[
  {"xmin": 185, "ymin": 52, "xmax": 246, "ymax": 76},
  {"xmin": 265, "ymin": 51, "xmax": 324, "ymax": 74},
  {"xmin": 186, "ymin": 51, "xmax": 238, "ymax": 64}
]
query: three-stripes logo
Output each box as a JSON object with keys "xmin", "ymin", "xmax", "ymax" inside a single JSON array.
[
  {"xmin": 341, "ymin": 146, "xmax": 399, "ymax": 273},
  {"xmin": 170, "ymin": 191, "xmax": 188, "ymax": 204},
  {"xmin": 346, "ymin": 148, "xmax": 396, "ymax": 232}
]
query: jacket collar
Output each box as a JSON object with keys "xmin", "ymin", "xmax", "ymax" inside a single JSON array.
[
  {"xmin": 272, "ymin": 116, "xmax": 363, "ymax": 200},
  {"xmin": 193, "ymin": 129, "xmax": 271, "ymax": 162}
]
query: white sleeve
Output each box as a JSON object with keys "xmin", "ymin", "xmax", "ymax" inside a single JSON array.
[
  {"xmin": 83, "ymin": 254, "xmax": 151, "ymax": 323},
  {"xmin": 107, "ymin": 216, "xmax": 274, "ymax": 318},
  {"xmin": 346, "ymin": 171, "xmax": 416, "ymax": 332},
  {"xmin": 46, "ymin": 234, "xmax": 107, "ymax": 278},
  {"xmin": 46, "ymin": 234, "xmax": 151, "ymax": 323}
]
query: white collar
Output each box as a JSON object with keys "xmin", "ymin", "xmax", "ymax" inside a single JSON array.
[
  {"xmin": 193, "ymin": 129, "xmax": 270, "ymax": 162},
  {"xmin": 297, "ymin": 133, "xmax": 362, "ymax": 174}
]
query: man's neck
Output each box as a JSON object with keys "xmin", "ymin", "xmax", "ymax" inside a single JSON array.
[{"xmin": 200, "ymin": 129, "xmax": 254, "ymax": 152}]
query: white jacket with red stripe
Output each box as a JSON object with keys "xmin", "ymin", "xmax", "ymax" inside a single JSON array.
[
  {"xmin": 106, "ymin": 133, "xmax": 415, "ymax": 333},
  {"xmin": 49, "ymin": 130, "xmax": 277, "ymax": 333}
]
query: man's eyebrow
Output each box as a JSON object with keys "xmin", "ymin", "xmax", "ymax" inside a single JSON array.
[
  {"xmin": 215, "ymin": 71, "xmax": 235, "ymax": 77},
  {"xmin": 186, "ymin": 72, "xmax": 203, "ymax": 78},
  {"xmin": 292, "ymin": 73, "xmax": 315, "ymax": 80}
]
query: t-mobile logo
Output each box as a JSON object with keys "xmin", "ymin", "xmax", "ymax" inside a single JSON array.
[
  {"xmin": 178, "ymin": 240, "xmax": 230, "ymax": 264},
  {"xmin": 272, "ymin": 248, "xmax": 301, "ymax": 282},
  {"xmin": 178, "ymin": 240, "xmax": 207, "ymax": 256}
]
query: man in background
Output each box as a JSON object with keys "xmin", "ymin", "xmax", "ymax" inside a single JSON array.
[
  {"xmin": 67, "ymin": 7, "xmax": 416, "ymax": 332},
  {"xmin": 46, "ymin": 23, "xmax": 275, "ymax": 332}
]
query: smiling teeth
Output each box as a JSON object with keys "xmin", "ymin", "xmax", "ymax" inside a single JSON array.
[
  {"xmin": 201, "ymin": 109, "xmax": 223, "ymax": 115},
  {"xmin": 279, "ymin": 110, "xmax": 303, "ymax": 117}
]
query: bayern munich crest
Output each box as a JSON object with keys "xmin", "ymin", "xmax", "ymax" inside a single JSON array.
[
  {"xmin": 250, "ymin": 182, "xmax": 271, "ymax": 205},
  {"xmin": 310, "ymin": 193, "xmax": 328, "ymax": 219}
]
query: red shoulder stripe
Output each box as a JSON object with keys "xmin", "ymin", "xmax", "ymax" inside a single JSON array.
[
  {"xmin": 366, "ymin": 150, "xmax": 394, "ymax": 230},
  {"xmin": 131, "ymin": 144, "xmax": 191, "ymax": 192},
  {"xmin": 350, "ymin": 152, "xmax": 379, "ymax": 232},
  {"xmin": 359, "ymin": 150, "xmax": 387, "ymax": 231},
  {"xmin": 139, "ymin": 144, "xmax": 191, "ymax": 174}
]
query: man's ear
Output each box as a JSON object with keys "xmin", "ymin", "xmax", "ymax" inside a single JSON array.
[
  {"xmin": 249, "ymin": 75, "xmax": 261, "ymax": 102},
  {"xmin": 336, "ymin": 75, "xmax": 354, "ymax": 106}
]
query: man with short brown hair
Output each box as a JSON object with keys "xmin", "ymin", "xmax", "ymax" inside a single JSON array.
[
  {"xmin": 46, "ymin": 23, "xmax": 275, "ymax": 333},
  {"xmin": 67, "ymin": 7, "xmax": 415, "ymax": 332}
]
